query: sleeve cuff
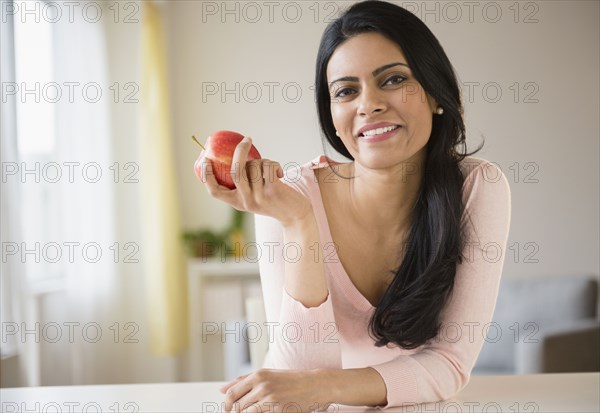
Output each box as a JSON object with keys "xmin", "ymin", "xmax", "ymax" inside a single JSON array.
[
  {"xmin": 278, "ymin": 288, "xmax": 338, "ymax": 344},
  {"xmin": 266, "ymin": 289, "xmax": 342, "ymax": 370},
  {"xmin": 371, "ymin": 357, "xmax": 420, "ymax": 408}
]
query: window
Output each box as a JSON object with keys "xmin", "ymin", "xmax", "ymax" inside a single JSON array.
[{"xmin": 13, "ymin": 0, "xmax": 63, "ymax": 284}]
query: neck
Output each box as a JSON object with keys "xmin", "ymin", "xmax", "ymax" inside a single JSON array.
[{"xmin": 344, "ymin": 150, "xmax": 425, "ymax": 236}]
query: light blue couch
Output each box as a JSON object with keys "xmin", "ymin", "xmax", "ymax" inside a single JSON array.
[{"xmin": 472, "ymin": 275, "xmax": 599, "ymax": 375}]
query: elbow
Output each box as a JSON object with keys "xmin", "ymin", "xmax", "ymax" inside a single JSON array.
[
  {"xmin": 442, "ymin": 376, "xmax": 470, "ymax": 402},
  {"xmin": 424, "ymin": 348, "xmax": 472, "ymax": 401},
  {"xmin": 438, "ymin": 363, "xmax": 471, "ymax": 401}
]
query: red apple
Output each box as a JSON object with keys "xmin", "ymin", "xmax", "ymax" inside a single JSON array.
[{"xmin": 194, "ymin": 130, "xmax": 261, "ymax": 189}]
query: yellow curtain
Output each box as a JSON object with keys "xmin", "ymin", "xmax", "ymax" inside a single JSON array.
[{"xmin": 140, "ymin": 1, "xmax": 189, "ymax": 356}]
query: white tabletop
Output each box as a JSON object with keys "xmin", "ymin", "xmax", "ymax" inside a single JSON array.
[{"xmin": 1, "ymin": 373, "xmax": 598, "ymax": 412}]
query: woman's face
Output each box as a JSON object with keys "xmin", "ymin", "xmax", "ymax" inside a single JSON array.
[{"xmin": 327, "ymin": 32, "xmax": 438, "ymax": 170}]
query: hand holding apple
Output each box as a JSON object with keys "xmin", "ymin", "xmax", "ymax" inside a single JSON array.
[
  {"xmin": 193, "ymin": 130, "xmax": 261, "ymax": 189},
  {"xmin": 193, "ymin": 131, "xmax": 313, "ymax": 227}
]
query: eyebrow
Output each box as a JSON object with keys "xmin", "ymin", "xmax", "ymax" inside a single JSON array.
[{"xmin": 328, "ymin": 62, "xmax": 410, "ymax": 87}]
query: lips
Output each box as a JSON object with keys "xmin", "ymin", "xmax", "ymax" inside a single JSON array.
[
  {"xmin": 356, "ymin": 122, "xmax": 402, "ymax": 143},
  {"xmin": 357, "ymin": 122, "xmax": 402, "ymax": 138}
]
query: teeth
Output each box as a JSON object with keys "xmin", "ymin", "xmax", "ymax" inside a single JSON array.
[{"xmin": 362, "ymin": 125, "xmax": 398, "ymax": 137}]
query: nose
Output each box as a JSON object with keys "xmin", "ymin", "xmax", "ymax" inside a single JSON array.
[{"xmin": 357, "ymin": 86, "xmax": 387, "ymax": 116}]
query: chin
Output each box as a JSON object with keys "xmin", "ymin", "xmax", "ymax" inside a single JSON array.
[
  {"xmin": 354, "ymin": 146, "xmax": 426, "ymax": 172},
  {"xmin": 356, "ymin": 153, "xmax": 407, "ymax": 170}
]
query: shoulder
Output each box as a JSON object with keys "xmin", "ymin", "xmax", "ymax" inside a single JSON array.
[
  {"xmin": 280, "ymin": 155, "xmax": 342, "ymax": 197},
  {"xmin": 459, "ymin": 155, "xmax": 511, "ymax": 198},
  {"xmin": 458, "ymin": 156, "xmax": 512, "ymax": 242},
  {"xmin": 459, "ymin": 156, "xmax": 503, "ymax": 182}
]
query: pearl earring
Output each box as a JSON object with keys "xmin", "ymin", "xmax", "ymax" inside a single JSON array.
[
  {"xmin": 335, "ymin": 131, "xmax": 340, "ymax": 137},
  {"xmin": 435, "ymin": 107, "xmax": 444, "ymax": 115}
]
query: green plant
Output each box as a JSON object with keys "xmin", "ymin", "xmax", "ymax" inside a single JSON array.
[
  {"xmin": 182, "ymin": 209, "xmax": 249, "ymax": 259},
  {"xmin": 181, "ymin": 229, "xmax": 225, "ymax": 258},
  {"xmin": 229, "ymin": 209, "xmax": 246, "ymax": 232},
  {"xmin": 223, "ymin": 209, "xmax": 247, "ymax": 257}
]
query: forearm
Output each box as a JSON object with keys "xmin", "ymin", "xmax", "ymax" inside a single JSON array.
[
  {"xmin": 314, "ymin": 367, "xmax": 388, "ymax": 407},
  {"xmin": 260, "ymin": 209, "xmax": 341, "ymax": 371},
  {"xmin": 281, "ymin": 210, "xmax": 328, "ymax": 308}
]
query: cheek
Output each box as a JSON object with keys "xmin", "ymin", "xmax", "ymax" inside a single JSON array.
[
  {"xmin": 410, "ymin": 110, "xmax": 433, "ymax": 140},
  {"xmin": 330, "ymin": 103, "xmax": 353, "ymax": 131},
  {"xmin": 392, "ymin": 92, "xmax": 432, "ymax": 126},
  {"xmin": 390, "ymin": 97, "xmax": 433, "ymax": 145},
  {"xmin": 391, "ymin": 88, "xmax": 427, "ymax": 112}
]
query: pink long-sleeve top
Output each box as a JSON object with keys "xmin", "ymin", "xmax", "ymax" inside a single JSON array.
[{"xmin": 254, "ymin": 155, "xmax": 512, "ymax": 408}]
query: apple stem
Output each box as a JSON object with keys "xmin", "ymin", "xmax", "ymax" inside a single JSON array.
[{"xmin": 191, "ymin": 135, "xmax": 206, "ymax": 150}]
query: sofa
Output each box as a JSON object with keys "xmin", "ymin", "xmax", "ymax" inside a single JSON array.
[{"xmin": 472, "ymin": 274, "xmax": 600, "ymax": 375}]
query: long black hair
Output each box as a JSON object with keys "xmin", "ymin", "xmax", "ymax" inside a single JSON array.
[{"xmin": 315, "ymin": 0, "xmax": 482, "ymax": 349}]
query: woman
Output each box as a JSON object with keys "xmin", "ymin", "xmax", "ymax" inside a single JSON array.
[{"xmin": 197, "ymin": 0, "xmax": 511, "ymax": 410}]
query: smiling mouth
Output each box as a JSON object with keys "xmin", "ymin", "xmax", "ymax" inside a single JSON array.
[{"xmin": 359, "ymin": 125, "xmax": 400, "ymax": 137}]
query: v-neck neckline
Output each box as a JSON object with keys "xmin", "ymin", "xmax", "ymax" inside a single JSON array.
[{"xmin": 308, "ymin": 157, "xmax": 376, "ymax": 313}]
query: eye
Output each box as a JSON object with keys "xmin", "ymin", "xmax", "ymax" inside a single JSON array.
[
  {"xmin": 382, "ymin": 74, "xmax": 406, "ymax": 86},
  {"xmin": 333, "ymin": 87, "xmax": 356, "ymax": 99}
]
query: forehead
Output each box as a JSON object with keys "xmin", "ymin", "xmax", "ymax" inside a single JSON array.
[{"xmin": 327, "ymin": 32, "xmax": 408, "ymax": 80}]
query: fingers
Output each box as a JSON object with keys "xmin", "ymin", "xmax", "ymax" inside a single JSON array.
[
  {"xmin": 240, "ymin": 401, "xmax": 263, "ymax": 413},
  {"xmin": 193, "ymin": 153, "xmax": 205, "ymax": 181},
  {"xmin": 223, "ymin": 376, "xmax": 255, "ymax": 412},
  {"xmin": 231, "ymin": 138, "xmax": 283, "ymax": 190},
  {"xmin": 200, "ymin": 159, "xmax": 235, "ymax": 197},
  {"xmin": 262, "ymin": 160, "xmax": 283, "ymax": 187},
  {"xmin": 231, "ymin": 137, "xmax": 252, "ymax": 196},
  {"xmin": 196, "ymin": 137, "xmax": 286, "ymax": 213},
  {"xmin": 219, "ymin": 373, "xmax": 248, "ymax": 394}
]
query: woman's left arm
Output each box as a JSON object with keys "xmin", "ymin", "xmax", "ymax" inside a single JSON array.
[{"xmin": 367, "ymin": 161, "xmax": 512, "ymax": 407}]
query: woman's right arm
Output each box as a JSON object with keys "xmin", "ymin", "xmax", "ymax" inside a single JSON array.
[
  {"xmin": 196, "ymin": 137, "xmax": 341, "ymax": 369},
  {"xmin": 281, "ymin": 213, "xmax": 328, "ymax": 307},
  {"xmin": 255, "ymin": 211, "xmax": 342, "ymax": 370}
]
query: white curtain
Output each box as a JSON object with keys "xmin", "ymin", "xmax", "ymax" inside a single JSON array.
[
  {"xmin": 2, "ymin": 0, "xmax": 186, "ymax": 385},
  {"xmin": 51, "ymin": 9, "xmax": 119, "ymax": 384},
  {"xmin": 0, "ymin": 7, "xmax": 34, "ymax": 385}
]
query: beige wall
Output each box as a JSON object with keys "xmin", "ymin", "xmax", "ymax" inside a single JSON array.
[{"xmin": 167, "ymin": 1, "xmax": 599, "ymax": 279}]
